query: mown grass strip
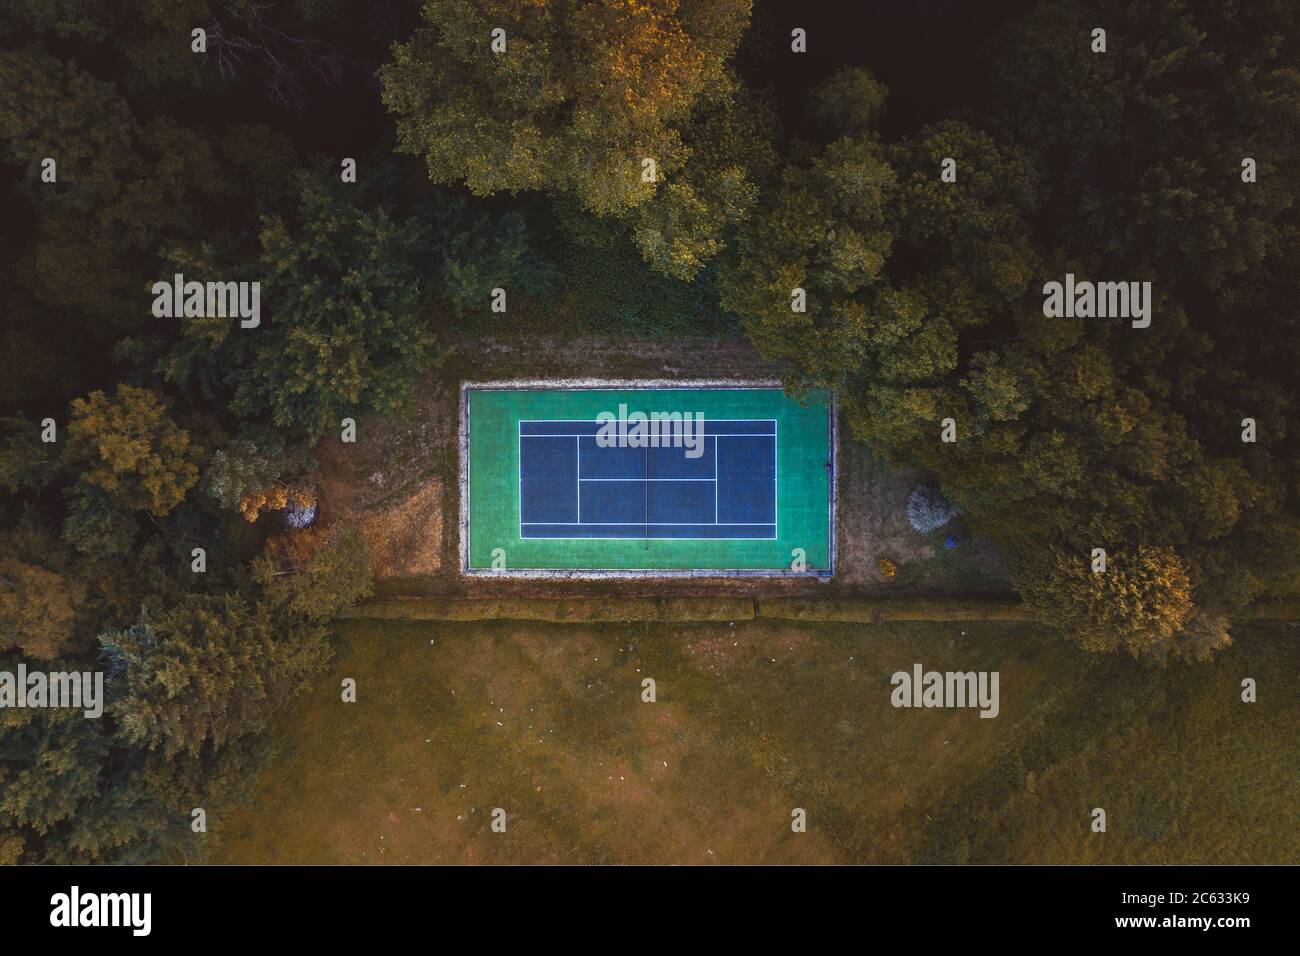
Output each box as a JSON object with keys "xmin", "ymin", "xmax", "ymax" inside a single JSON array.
[
  {"xmin": 758, "ymin": 596, "xmax": 1026, "ymax": 622},
  {"xmin": 340, "ymin": 596, "xmax": 757, "ymax": 622}
]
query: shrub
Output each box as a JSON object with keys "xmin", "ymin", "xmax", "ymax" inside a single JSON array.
[{"xmin": 907, "ymin": 484, "xmax": 960, "ymax": 533}]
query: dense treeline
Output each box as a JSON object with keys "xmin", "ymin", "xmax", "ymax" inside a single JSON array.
[
  {"xmin": 1, "ymin": 0, "xmax": 1297, "ymax": 860},
  {"xmin": 0, "ymin": 0, "xmax": 398, "ymax": 863},
  {"xmin": 720, "ymin": 1, "xmax": 1300, "ymax": 662}
]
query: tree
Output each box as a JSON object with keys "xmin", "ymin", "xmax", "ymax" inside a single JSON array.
[
  {"xmin": 0, "ymin": 0, "xmax": 108, "ymax": 40},
  {"xmin": 0, "ymin": 37, "xmax": 296, "ymax": 390},
  {"xmin": 101, "ymin": 527, "xmax": 371, "ymax": 759},
  {"xmin": 0, "ymin": 416, "xmax": 60, "ymax": 494},
  {"xmin": 0, "ymin": 0, "xmax": 208, "ymax": 91},
  {"xmin": 1018, "ymin": 546, "xmax": 1196, "ymax": 661},
  {"xmin": 0, "ymin": 50, "xmax": 234, "ymax": 333},
  {"xmin": 0, "ymin": 523, "xmax": 86, "ymax": 660},
  {"xmin": 200, "ymin": 424, "xmax": 316, "ymax": 521},
  {"xmin": 64, "ymin": 385, "xmax": 201, "ymax": 516},
  {"xmin": 626, "ymin": 84, "xmax": 776, "ymax": 280},
  {"xmin": 0, "ymin": 1, "xmax": 382, "ymax": 867},
  {"xmin": 61, "ymin": 486, "xmax": 140, "ymax": 558},
  {"xmin": 161, "ymin": 165, "xmax": 438, "ymax": 440},
  {"xmin": 0, "ymin": 46, "xmax": 132, "ymax": 213},
  {"xmin": 720, "ymin": 78, "xmax": 1039, "ymax": 447},
  {"xmin": 200, "ymin": 1, "xmax": 342, "ymax": 109},
  {"xmin": 0, "ymin": 684, "xmax": 113, "ymax": 862},
  {"xmin": 805, "ymin": 66, "xmax": 888, "ymax": 140},
  {"xmin": 102, "ymin": 595, "xmax": 282, "ymax": 758},
  {"xmin": 985, "ymin": 0, "xmax": 1300, "ymax": 290},
  {"xmin": 975, "ymin": 0, "xmax": 1300, "ymax": 623},
  {"xmin": 255, "ymin": 526, "xmax": 372, "ymax": 623},
  {"xmin": 547, "ymin": 199, "xmax": 737, "ymax": 336},
  {"xmin": 380, "ymin": 0, "xmax": 765, "ymax": 279},
  {"xmin": 416, "ymin": 193, "xmax": 559, "ymax": 322}
]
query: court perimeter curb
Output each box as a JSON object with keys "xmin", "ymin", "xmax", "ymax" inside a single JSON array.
[{"xmin": 458, "ymin": 379, "xmax": 835, "ymax": 578}]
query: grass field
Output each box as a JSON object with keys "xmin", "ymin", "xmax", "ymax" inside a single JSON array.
[
  {"xmin": 464, "ymin": 385, "xmax": 833, "ymax": 574},
  {"xmin": 210, "ymin": 619, "xmax": 1299, "ymax": 864}
]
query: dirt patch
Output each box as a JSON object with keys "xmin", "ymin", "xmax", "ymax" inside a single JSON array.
[
  {"xmin": 348, "ymin": 479, "xmax": 443, "ymax": 577},
  {"xmin": 835, "ymin": 439, "xmax": 934, "ymax": 589},
  {"xmin": 312, "ymin": 375, "xmax": 455, "ymax": 578}
]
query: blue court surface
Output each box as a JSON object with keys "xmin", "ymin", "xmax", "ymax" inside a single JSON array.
[{"xmin": 519, "ymin": 419, "xmax": 776, "ymax": 539}]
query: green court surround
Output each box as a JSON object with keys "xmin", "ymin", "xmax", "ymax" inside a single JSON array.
[{"xmin": 462, "ymin": 384, "xmax": 834, "ymax": 576}]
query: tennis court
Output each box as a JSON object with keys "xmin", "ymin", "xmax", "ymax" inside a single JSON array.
[{"xmin": 462, "ymin": 382, "xmax": 834, "ymax": 576}]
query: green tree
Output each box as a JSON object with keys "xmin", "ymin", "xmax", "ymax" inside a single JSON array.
[
  {"xmin": 976, "ymin": 0, "xmax": 1300, "ymax": 621},
  {"xmin": 0, "ymin": 416, "xmax": 60, "ymax": 494},
  {"xmin": 0, "ymin": 523, "xmax": 86, "ymax": 660},
  {"xmin": 101, "ymin": 528, "xmax": 371, "ymax": 759},
  {"xmin": 805, "ymin": 66, "xmax": 888, "ymax": 140},
  {"xmin": 0, "ymin": 46, "xmax": 132, "ymax": 212},
  {"xmin": 380, "ymin": 0, "xmax": 765, "ymax": 279},
  {"xmin": 255, "ymin": 526, "xmax": 373, "ymax": 623},
  {"xmin": 64, "ymin": 385, "xmax": 200, "ymax": 516},
  {"xmin": 102, "ymin": 595, "xmax": 284, "ymax": 758},
  {"xmin": 417, "ymin": 194, "xmax": 559, "ymax": 323},
  {"xmin": 200, "ymin": 424, "xmax": 315, "ymax": 515},
  {"xmin": 986, "ymin": 0, "xmax": 1300, "ymax": 289},
  {"xmin": 0, "ymin": 45, "xmax": 294, "ymax": 352},
  {"xmin": 161, "ymin": 166, "xmax": 438, "ymax": 440},
  {"xmin": 721, "ymin": 84, "xmax": 1039, "ymax": 450},
  {"xmin": 1017, "ymin": 546, "xmax": 1197, "ymax": 661},
  {"xmin": 0, "ymin": 692, "xmax": 112, "ymax": 863},
  {"xmin": 0, "ymin": 0, "xmax": 207, "ymax": 91}
]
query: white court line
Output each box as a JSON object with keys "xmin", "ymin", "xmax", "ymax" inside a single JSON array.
[
  {"xmin": 578, "ymin": 477, "xmax": 715, "ymax": 482},
  {"xmin": 522, "ymin": 522, "xmax": 775, "ymax": 526},
  {"xmin": 521, "ymin": 433, "xmax": 771, "ymax": 438},
  {"xmin": 519, "ymin": 418, "xmax": 777, "ymax": 423},
  {"xmin": 521, "ymin": 529, "xmax": 778, "ymax": 541}
]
